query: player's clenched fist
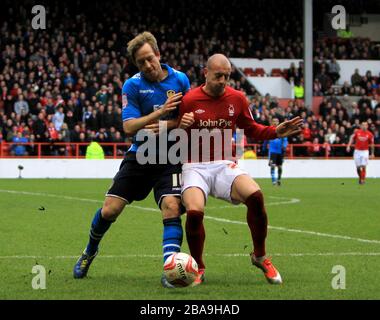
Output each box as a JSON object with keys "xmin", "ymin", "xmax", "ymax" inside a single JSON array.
[{"xmin": 179, "ymin": 112, "xmax": 195, "ymax": 129}]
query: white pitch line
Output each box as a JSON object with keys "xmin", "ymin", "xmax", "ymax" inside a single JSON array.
[
  {"xmin": 1, "ymin": 252, "xmax": 380, "ymax": 259},
  {"xmin": 0, "ymin": 189, "xmax": 159, "ymax": 212},
  {"xmin": 207, "ymin": 196, "xmax": 301, "ymax": 209},
  {"xmin": 1, "ymin": 189, "xmax": 379, "ymax": 245},
  {"xmin": 204, "ymin": 215, "xmax": 380, "ymax": 244}
]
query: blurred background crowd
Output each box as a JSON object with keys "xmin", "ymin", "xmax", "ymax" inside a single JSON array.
[{"xmin": 1, "ymin": 0, "xmax": 379, "ymax": 157}]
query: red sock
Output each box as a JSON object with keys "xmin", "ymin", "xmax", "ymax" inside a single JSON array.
[
  {"xmin": 245, "ymin": 190, "xmax": 268, "ymax": 258},
  {"xmin": 359, "ymin": 167, "xmax": 364, "ymax": 180},
  {"xmin": 186, "ymin": 210, "xmax": 206, "ymax": 269}
]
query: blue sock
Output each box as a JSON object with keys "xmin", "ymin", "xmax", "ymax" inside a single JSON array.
[
  {"xmin": 85, "ymin": 208, "xmax": 114, "ymax": 256},
  {"xmin": 162, "ymin": 217, "xmax": 183, "ymax": 263},
  {"xmin": 270, "ymin": 167, "xmax": 276, "ymax": 183}
]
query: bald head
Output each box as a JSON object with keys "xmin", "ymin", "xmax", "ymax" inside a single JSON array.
[
  {"xmin": 203, "ymin": 54, "xmax": 232, "ymax": 97},
  {"xmin": 206, "ymin": 54, "xmax": 231, "ymax": 70}
]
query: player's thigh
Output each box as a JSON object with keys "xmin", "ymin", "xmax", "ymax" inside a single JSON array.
[
  {"xmin": 211, "ymin": 162, "xmax": 250, "ymax": 204},
  {"xmin": 182, "ymin": 187, "xmax": 206, "ymax": 212},
  {"xmin": 231, "ymin": 174, "xmax": 261, "ymax": 204},
  {"xmin": 276, "ymin": 154, "xmax": 284, "ymax": 166},
  {"xmin": 107, "ymin": 159, "xmax": 155, "ymax": 203},
  {"xmin": 181, "ymin": 163, "xmax": 210, "ymax": 211},
  {"xmin": 153, "ymin": 164, "xmax": 184, "ymax": 217},
  {"xmin": 354, "ymin": 150, "xmax": 362, "ymax": 167},
  {"xmin": 361, "ymin": 151, "xmax": 369, "ymax": 166}
]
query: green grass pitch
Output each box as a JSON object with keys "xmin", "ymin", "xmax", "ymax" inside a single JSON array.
[{"xmin": 0, "ymin": 178, "xmax": 379, "ymax": 300}]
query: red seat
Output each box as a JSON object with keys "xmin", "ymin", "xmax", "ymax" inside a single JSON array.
[
  {"xmin": 243, "ymin": 67, "xmax": 255, "ymax": 76},
  {"xmin": 1, "ymin": 142, "xmax": 10, "ymax": 156},
  {"xmin": 271, "ymin": 68, "xmax": 282, "ymax": 77},
  {"xmin": 255, "ymin": 68, "xmax": 266, "ymax": 76}
]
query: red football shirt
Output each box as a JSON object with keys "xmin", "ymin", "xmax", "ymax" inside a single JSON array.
[
  {"xmin": 353, "ymin": 129, "xmax": 374, "ymax": 151},
  {"xmin": 179, "ymin": 85, "xmax": 277, "ymax": 162}
]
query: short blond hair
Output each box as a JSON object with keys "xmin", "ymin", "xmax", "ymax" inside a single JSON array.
[{"xmin": 127, "ymin": 31, "xmax": 159, "ymax": 66}]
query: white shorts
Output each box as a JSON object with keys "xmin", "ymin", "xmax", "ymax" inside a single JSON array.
[
  {"xmin": 354, "ymin": 150, "xmax": 369, "ymax": 167},
  {"xmin": 181, "ymin": 160, "xmax": 249, "ymax": 204}
]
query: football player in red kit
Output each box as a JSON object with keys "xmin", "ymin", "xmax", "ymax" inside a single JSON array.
[
  {"xmin": 346, "ymin": 121, "xmax": 375, "ymax": 184},
  {"xmin": 178, "ymin": 54, "xmax": 303, "ymax": 285}
]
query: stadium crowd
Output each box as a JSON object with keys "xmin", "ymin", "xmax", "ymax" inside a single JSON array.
[{"xmin": 0, "ymin": 0, "xmax": 379, "ymax": 157}]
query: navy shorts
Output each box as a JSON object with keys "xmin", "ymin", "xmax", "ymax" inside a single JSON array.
[
  {"xmin": 269, "ymin": 153, "xmax": 284, "ymax": 166},
  {"xmin": 106, "ymin": 159, "xmax": 183, "ymax": 211}
]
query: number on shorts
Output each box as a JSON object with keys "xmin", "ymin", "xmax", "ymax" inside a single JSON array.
[{"xmin": 172, "ymin": 173, "xmax": 182, "ymax": 187}]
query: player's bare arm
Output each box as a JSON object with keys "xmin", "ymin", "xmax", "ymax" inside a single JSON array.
[
  {"xmin": 275, "ymin": 116, "xmax": 303, "ymax": 138},
  {"xmin": 123, "ymin": 92, "xmax": 183, "ymax": 135},
  {"xmin": 370, "ymin": 142, "xmax": 375, "ymax": 158},
  {"xmin": 346, "ymin": 134, "xmax": 354, "ymax": 152}
]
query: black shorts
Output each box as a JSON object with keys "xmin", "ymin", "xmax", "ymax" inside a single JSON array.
[
  {"xmin": 106, "ymin": 159, "xmax": 183, "ymax": 211},
  {"xmin": 269, "ymin": 153, "xmax": 284, "ymax": 166}
]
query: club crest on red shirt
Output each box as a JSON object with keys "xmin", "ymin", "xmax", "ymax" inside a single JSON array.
[{"xmin": 228, "ymin": 104, "xmax": 235, "ymax": 116}]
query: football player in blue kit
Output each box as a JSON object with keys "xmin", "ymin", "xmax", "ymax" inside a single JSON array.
[
  {"xmin": 73, "ymin": 32, "xmax": 190, "ymax": 288},
  {"xmin": 265, "ymin": 117, "xmax": 288, "ymax": 186}
]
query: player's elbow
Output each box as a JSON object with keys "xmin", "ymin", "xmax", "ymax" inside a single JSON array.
[{"xmin": 123, "ymin": 123, "xmax": 136, "ymax": 136}]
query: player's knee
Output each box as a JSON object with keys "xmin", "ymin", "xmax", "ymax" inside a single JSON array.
[
  {"xmin": 101, "ymin": 206, "xmax": 121, "ymax": 221},
  {"xmin": 245, "ymin": 190, "xmax": 266, "ymax": 215},
  {"xmin": 161, "ymin": 197, "xmax": 181, "ymax": 219},
  {"xmin": 102, "ymin": 199, "xmax": 125, "ymax": 220}
]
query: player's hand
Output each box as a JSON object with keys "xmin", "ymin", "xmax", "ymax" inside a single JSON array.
[
  {"xmin": 370, "ymin": 153, "xmax": 375, "ymax": 159},
  {"xmin": 275, "ymin": 116, "xmax": 303, "ymax": 138},
  {"xmin": 160, "ymin": 92, "xmax": 183, "ymax": 116},
  {"xmin": 143, "ymin": 122, "xmax": 159, "ymax": 134},
  {"xmin": 179, "ymin": 112, "xmax": 195, "ymax": 129},
  {"xmin": 346, "ymin": 146, "xmax": 351, "ymax": 152},
  {"xmin": 143, "ymin": 121, "xmax": 169, "ymax": 135}
]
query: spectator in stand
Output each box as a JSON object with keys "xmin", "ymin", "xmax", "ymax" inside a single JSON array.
[
  {"xmin": 14, "ymin": 95, "xmax": 29, "ymax": 116},
  {"xmin": 302, "ymin": 122, "xmax": 312, "ymax": 141},
  {"xmin": 328, "ymin": 57, "xmax": 341, "ymax": 84},
  {"xmin": 4, "ymin": 95, "xmax": 15, "ymax": 116},
  {"xmin": 65, "ymin": 110, "xmax": 77, "ymax": 130},
  {"xmin": 52, "ymin": 106, "xmax": 65, "ymax": 131},
  {"xmin": 341, "ymin": 81, "xmax": 351, "ymax": 95},
  {"xmin": 31, "ymin": 112, "xmax": 46, "ymax": 142},
  {"xmin": 351, "ymin": 69, "xmax": 362, "ymax": 86},
  {"xmin": 313, "ymin": 79, "xmax": 323, "ymax": 96},
  {"xmin": 96, "ymin": 85, "xmax": 109, "ymax": 105},
  {"xmin": 78, "ymin": 132, "xmax": 88, "ymax": 156},
  {"xmin": 316, "ymin": 68, "xmax": 332, "ymax": 93},
  {"xmin": 47, "ymin": 122, "xmax": 59, "ymax": 141},
  {"xmin": 325, "ymin": 128, "xmax": 336, "ymax": 144},
  {"xmin": 294, "ymin": 79, "xmax": 304, "ymax": 99},
  {"xmin": 53, "ymin": 133, "xmax": 68, "ymax": 156},
  {"xmin": 104, "ymin": 104, "xmax": 116, "ymax": 129},
  {"xmin": 358, "ymin": 94, "xmax": 372, "ymax": 110},
  {"xmin": 337, "ymin": 126, "xmax": 349, "ymax": 144},
  {"xmin": 60, "ymin": 123, "xmax": 71, "ymax": 142},
  {"xmin": 308, "ymin": 137, "xmax": 320, "ymax": 157},
  {"xmin": 11, "ymin": 131, "xmax": 29, "ymax": 156}
]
